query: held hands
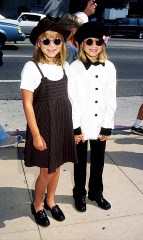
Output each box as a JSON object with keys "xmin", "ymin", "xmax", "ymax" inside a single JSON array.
[
  {"xmin": 33, "ymin": 134, "xmax": 47, "ymax": 151},
  {"xmin": 74, "ymin": 134, "xmax": 84, "ymax": 145},
  {"xmin": 98, "ymin": 135, "xmax": 108, "ymax": 141}
]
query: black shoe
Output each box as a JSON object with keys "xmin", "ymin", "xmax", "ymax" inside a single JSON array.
[
  {"xmin": 31, "ymin": 203, "xmax": 50, "ymax": 227},
  {"xmin": 74, "ymin": 197, "xmax": 86, "ymax": 212},
  {"xmin": 131, "ymin": 126, "xmax": 143, "ymax": 136},
  {"xmin": 88, "ymin": 195, "xmax": 111, "ymax": 210},
  {"xmin": 44, "ymin": 199, "xmax": 65, "ymax": 221}
]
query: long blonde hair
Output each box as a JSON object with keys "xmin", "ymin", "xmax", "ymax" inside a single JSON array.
[
  {"xmin": 78, "ymin": 42, "xmax": 107, "ymax": 63},
  {"xmin": 33, "ymin": 31, "xmax": 67, "ymax": 66}
]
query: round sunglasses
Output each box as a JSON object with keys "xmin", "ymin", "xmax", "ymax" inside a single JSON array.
[
  {"xmin": 39, "ymin": 38, "xmax": 63, "ymax": 46},
  {"xmin": 84, "ymin": 38, "xmax": 103, "ymax": 46}
]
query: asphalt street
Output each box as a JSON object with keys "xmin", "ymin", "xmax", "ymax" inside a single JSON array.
[{"xmin": 0, "ymin": 38, "xmax": 143, "ymax": 100}]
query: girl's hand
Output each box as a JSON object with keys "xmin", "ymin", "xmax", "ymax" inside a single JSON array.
[
  {"xmin": 33, "ymin": 134, "xmax": 47, "ymax": 151},
  {"xmin": 74, "ymin": 134, "xmax": 84, "ymax": 145},
  {"xmin": 98, "ymin": 135, "xmax": 108, "ymax": 141}
]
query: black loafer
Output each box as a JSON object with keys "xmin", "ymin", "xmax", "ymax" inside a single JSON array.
[
  {"xmin": 44, "ymin": 199, "xmax": 65, "ymax": 221},
  {"xmin": 88, "ymin": 195, "xmax": 111, "ymax": 210},
  {"xmin": 74, "ymin": 197, "xmax": 86, "ymax": 212},
  {"xmin": 31, "ymin": 203, "xmax": 50, "ymax": 227}
]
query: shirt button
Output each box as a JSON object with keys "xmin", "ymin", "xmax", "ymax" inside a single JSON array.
[
  {"xmin": 95, "ymin": 114, "xmax": 98, "ymax": 117},
  {"xmin": 95, "ymin": 88, "xmax": 98, "ymax": 90},
  {"xmin": 95, "ymin": 100, "xmax": 98, "ymax": 103},
  {"xmin": 95, "ymin": 75, "xmax": 98, "ymax": 78}
]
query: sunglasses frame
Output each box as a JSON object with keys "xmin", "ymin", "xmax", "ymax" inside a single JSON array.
[
  {"xmin": 84, "ymin": 38, "xmax": 104, "ymax": 46},
  {"xmin": 39, "ymin": 38, "xmax": 63, "ymax": 46}
]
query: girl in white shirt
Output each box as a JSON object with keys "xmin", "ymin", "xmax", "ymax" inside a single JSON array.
[
  {"xmin": 20, "ymin": 18, "xmax": 77, "ymax": 227},
  {"xmin": 68, "ymin": 22, "xmax": 117, "ymax": 212}
]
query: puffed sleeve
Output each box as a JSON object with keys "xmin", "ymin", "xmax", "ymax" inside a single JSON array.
[{"xmin": 20, "ymin": 61, "xmax": 40, "ymax": 92}]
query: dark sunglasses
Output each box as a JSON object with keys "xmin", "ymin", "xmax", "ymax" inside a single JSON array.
[
  {"xmin": 84, "ymin": 38, "xmax": 103, "ymax": 46},
  {"xmin": 39, "ymin": 38, "xmax": 63, "ymax": 46}
]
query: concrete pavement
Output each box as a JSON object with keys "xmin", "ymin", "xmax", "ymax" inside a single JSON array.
[{"xmin": 0, "ymin": 97, "xmax": 143, "ymax": 240}]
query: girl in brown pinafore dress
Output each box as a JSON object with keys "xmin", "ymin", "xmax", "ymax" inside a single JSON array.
[
  {"xmin": 24, "ymin": 62, "xmax": 77, "ymax": 173},
  {"xmin": 20, "ymin": 18, "xmax": 77, "ymax": 227}
]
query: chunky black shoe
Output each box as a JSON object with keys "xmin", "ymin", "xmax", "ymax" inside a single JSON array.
[
  {"xmin": 44, "ymin": 199, "xmax": 65, "ymax": 221},
  {"xmin": 74, "ymin": 197, "xmax": 86, "ymax": 212},
  {"xmin": 131, "ymin": 126, "xmax": 143, "ymax": 136},
  {"xmin": 31, "ymin": 203, "xmax": 50, "ymax": 227},
  {"xmin": 88, "ymin": 195, "xmax": 111, "ymax": 210}
]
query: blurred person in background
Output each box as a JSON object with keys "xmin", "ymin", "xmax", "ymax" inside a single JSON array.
[
  {"xmin": 0, "ymin": 50, "xmax": 23, "ymax": 148},
  {"xmin": 69, "ymin": 0, "xmax": 97, "ymax": 23},
  {"xmin": 58, "ymin": 13, "xmax": 84, "ymax": 63},
  {"xmin": 0, "ymin": 124, "xmax": 22, "ymax": 148},
  {"xmin": 131, "ymin": 104, "xmax": 143, "ymax": 135}
]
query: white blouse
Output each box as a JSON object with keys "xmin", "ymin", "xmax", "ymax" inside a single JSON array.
[
  {"xmin": 20, "ymin": 60, "xmax": 70, "ymax": 92},
  {"xmin": 68, "ymin": 59, "xmax": 117, "ymax": 140}
]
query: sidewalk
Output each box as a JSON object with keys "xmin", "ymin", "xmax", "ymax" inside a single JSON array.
[{"xmin": 0, "ymin": 97, "xmax": 143, "ymax": 240}]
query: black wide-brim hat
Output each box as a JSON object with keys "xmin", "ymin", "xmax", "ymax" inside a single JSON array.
[
  {"xmin": 30, "ymin": 17, "xmax": 70, "ymax": 45},
  {"xmin": 75, "ymin": 22, "xmax": 109, "ymax": 45}
]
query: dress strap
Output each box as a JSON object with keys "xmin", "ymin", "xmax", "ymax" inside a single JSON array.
[{"xmin": 32, "ymin": 60, "xmax": 45, "ymax": 78}]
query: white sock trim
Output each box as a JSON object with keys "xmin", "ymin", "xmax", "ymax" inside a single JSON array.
[{"xmin": 134, "ymin": 119, "xmax": 143, "ymax": 128}]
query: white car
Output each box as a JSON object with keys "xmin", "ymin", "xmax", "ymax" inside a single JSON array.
[{"xmin": 0, "ymin": 12, "xmax": 46, "ymax": 36}]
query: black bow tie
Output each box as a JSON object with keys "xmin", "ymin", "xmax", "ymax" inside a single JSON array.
[{"xmin": 83, "ymin": 61, "xmax": 105, "ymax": 70}]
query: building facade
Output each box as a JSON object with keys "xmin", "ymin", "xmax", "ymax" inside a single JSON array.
[
  {"xmin": 0, "ymin": 0, "xmax": 70, "ymax": 18},
  {"xmin": 0, "ymin": 0, "xmax": 142, "ymax": 19}
]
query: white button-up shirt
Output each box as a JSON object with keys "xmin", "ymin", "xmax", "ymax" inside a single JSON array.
[{"xmin": 68, "ymin": 59, "xmax": 117, "ymax": 140}]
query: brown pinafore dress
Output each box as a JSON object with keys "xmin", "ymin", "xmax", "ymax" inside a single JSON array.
[{"xmin": 24, "ymin": 62, "xmax": 78, "ymax": 173}]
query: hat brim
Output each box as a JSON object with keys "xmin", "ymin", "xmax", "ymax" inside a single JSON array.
[
  {"xmin": 30, "ymin": 19, "xmax": 70, "ymax": 45},
  {"xmin": 75, "ymin": 22, "xmax": 109, "ymax": 45}
]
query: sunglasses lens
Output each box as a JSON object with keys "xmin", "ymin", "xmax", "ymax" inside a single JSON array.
[
  {"xmin": 42, "ymin": 39, "xmax": 50, "ymax": 45},
  {"xmin": 40, "ymin": 38, "xmax": 62, "ymax": 45},
  {"xmin": 96, "ymin": 39, "xmax": 103, "ymax": 46},
  {"xmin": 85, "ymin": 39, "xmax": 103, "ymax": 46},
  {"xmin": 85, "ymin": 39, "xmax": 93, "ymax": 46},
  {"xmin": 54, "ymin": 38, "xmax": 62, "ymax": 45}
]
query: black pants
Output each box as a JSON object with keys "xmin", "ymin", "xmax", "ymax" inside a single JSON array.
[{"xmin": 73, "ymin": 139, "xmax": 106, "ymax": 199}]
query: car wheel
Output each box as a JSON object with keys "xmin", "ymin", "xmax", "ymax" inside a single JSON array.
[
  {"xmin": 0, "ymin": 33, "xmax": 6, "ymax": 48},
  {"xmin": 138, "ymin": 31, "xmax": 143, "ymax": 39}
]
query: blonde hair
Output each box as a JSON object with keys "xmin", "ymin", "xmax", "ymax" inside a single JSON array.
[
  {"xmin": 78, "ymin": 42, "xmax": 107, "ymax": 63},
  {"xmin": 58, "ymin": 13, "xmax": 84, "ymax": 47},
  {"xmin": 58, "ymin": 13, "xmax": 84, "ymax": 31},
  {"xmin": 33, "ymin": 31, "xmax": 67, "ymax": 66}
]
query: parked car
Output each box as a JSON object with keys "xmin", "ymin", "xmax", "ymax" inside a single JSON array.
[
  {"xmin": 0, "ymin": 21, "xmax": 25, "ymax": 47},
  {"xmin": 17, "ymin": 12, "xmax": 46, "ymax": 35},
  {"xmin": 104, "ymin": 18, "xmax": 143, "ymax": 39},
  {"xmin": 0, "ymin": 12, "xmax": 46, "ymax": 36}
]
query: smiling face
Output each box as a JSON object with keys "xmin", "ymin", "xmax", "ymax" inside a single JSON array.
[
  {"xmin": 83, "ymin": 37, "xmax": 103, "ymax": 62},
  {"xmin": 84, "ymin": 0, "xmax": 97, "ymax": 16},
  {"xmin": 37, "ymin": 31, "xmax": 64, "ymax": 63}
]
